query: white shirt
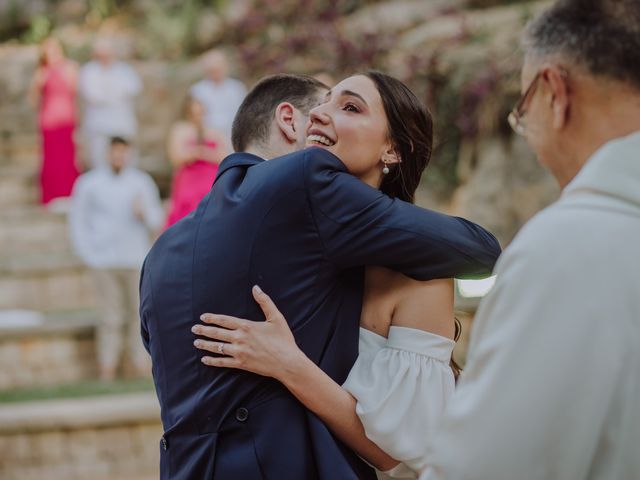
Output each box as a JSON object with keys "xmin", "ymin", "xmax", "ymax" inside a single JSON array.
[
  {"xmin": 79, "ymin": 60, "xmax": 142, "ymax": 136},
  {"xmin": 190, "ymin": 77, "xmax": 246, "ymax": 146},
  {"xmin": 421, "ymin": 132, "xmax": 640, "ymax": 480},
  {"xmin": 344, "ymin": 326, "xmax": 456, "ymax": 479},
  {"xmin": 69, "ymin": 167, "xmax": 164, "ymax": 269}
]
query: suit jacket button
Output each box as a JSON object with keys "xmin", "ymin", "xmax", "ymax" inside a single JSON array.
[
  {"xmin": 235, "ymin": 407, "xmax": 249, "ymax": 422},
  {"xmin": 161, "ymin": 436, "xmax": 168, "ymax": 450}
]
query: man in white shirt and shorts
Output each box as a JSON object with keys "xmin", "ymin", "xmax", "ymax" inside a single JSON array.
[{"xmin": 69, "ymin": 137, "xmax": 164, "ymax": 381}]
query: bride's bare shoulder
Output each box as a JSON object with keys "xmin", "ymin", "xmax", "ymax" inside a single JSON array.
[
  {"xmin": 366, "ymin": 268, "xmax": 456, "ymax": 339},
  {"xmin": 360, "ymin": 267, "xmax": 399, "ymax": 337},
  {"xmin": 366, "ymin": 267, "xmax": 453, "ymax": 297}
]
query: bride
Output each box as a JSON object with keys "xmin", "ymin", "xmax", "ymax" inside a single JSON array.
[{"xmin": 191, "ymin": 71, "xmax": 492, "ymax": 478}]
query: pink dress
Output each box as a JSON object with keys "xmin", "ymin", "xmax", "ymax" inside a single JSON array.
[
  {"xmin": 38, "ymin": 64, "xmax": 79, "ymax": 204},
  {"xmin": 165, "ymin": 140, "xmax": 219, "ymax": 227}
]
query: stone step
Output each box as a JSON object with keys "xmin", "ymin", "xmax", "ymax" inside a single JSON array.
[
  {"xmin": 0, "ymin": 152, "xmax": 40, "ymax": 170},
  {"xmin": 0, "ymin": 130, "xmax": 40, "ymax": 167},
  {"xmin": 0, "ymin": 114, "xmax": 37, "ymax": 132},
  {"xmin": 0, "ymin": 392, "xmax": 161, "ymax": 480},
  {"xmin": 0, "ymin": 207, "xmax": 71, "ymax": 254},
  {"xmin": 0, "ymin": 310, "xmax": 99, "ymax": 390},
  {"xmin": 0, "ymin": 252, "xmax": 95, "ymax": 311},
  {"xmin": 0, "ymin": 307, "xmax": 152, "ymax": 391},
  {"xmin": 0, "ymin": 167, "xmax": 38, "ymax": 207},
  {"xmin": 0, "ymin": 130, "xmax": 40, "ymax": 148},
  {"xmin": 0, "ymin": 159, "xmax": 172, "ymax": 204}
]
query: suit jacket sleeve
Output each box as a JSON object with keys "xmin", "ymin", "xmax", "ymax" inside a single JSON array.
[
  {"xmin": 139, "ymin": 257, "xmax": 151, "ymax": 354},
  {"xmin": 303, "ymin": 148, "xmax": 501, "ymax": 280}
]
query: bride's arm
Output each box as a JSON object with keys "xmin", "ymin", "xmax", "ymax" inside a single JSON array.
[
  {"xmin": 353, "ymin": 275, "xmax": 457, "ymax": 474},
  {"xmin": 275, "ymin": 344, "xmax": 399, "ymax": 471},
  {"xmin": 193, "ymin": 286, "xmax": 399, "ymax": 472}
]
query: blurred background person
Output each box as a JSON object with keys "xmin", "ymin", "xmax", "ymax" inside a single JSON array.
[
  {"xmin": 189, "ymin": 49, "xmax": 246, "ymax": 149},
  {"xmin": 79, "ymin": 37, "xmax": 142, "ymax": 169},
  {"xmin": 165, "ymin": 95, "xmax": 227, "ymax": 227},
  {"xmin": 69, "ymin": 136, "xmax": 164, "ymax": 381},
  {"xmin": 29, "ymin": 36, "xmax": 80, "ymax": 210}
]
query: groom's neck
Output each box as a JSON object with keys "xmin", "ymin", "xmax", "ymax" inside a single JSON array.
[
  {"xmin": 245, "ymin": 141, "xmax": 297, "ymax": 161},
  {"xmin": 244, "ymin": 144, "xmax": 271, "ymax": 160}
]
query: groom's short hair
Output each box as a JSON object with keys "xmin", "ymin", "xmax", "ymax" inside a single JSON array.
[{"xmin": 231, "ymin": 74, "xmax": 328, "ymax": 152}]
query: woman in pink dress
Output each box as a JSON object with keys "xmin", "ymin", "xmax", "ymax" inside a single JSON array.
[
  {"xmin": 29, "ymin": 37, "xmax": 80, "ymax": 207},
  {"xmin": 165, "ymin": 96, "xmax": 227, "ymax": 227}
]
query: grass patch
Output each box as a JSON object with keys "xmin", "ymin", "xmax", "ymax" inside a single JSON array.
[{"xmin": 0, "ymin": 378, "xmax": 155, "ymax": 404}]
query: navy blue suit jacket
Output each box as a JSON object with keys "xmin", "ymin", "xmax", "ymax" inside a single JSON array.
[{"xmin": 140, "ymin": 148, "xmax": 500, "ymax": 479}]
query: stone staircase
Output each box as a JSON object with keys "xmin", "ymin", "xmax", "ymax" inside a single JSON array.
[
  {"xmin": 0, "ymin": 392, "xmax": 161, "ymax": 480},
  {"xmin": 0, "ymin": 203, "xmax": 96, "ymax": 316},
  {"xmin": 0, "ymin": 122, "xmax": 161, "ymax": 479},
  {"xmin": 0, "ymin": 129, "xmax": 97, "ymax": 338},
  {"xmin": 0, "ymin": 129, "xmax": 39, "ymax": 206}
]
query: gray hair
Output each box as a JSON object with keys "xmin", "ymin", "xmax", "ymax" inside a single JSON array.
[{"xmin": 522, "ymin": 0, "xmax": 640, "ymax": 88}]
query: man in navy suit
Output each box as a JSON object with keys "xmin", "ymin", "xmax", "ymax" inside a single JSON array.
[{"xmin": 141, "ymin": 74, "xmax": 501, "ymax": 479}]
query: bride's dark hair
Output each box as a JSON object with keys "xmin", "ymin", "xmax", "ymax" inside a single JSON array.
[
  {"xmin": 451, "ymin": 318, "xmax": 463, "ymax": 381},
  {"xmin": 365, "ymin": 71, "xmax": 463, "ymax": 380},
  {"xmin": 363, "ymin": 71, "xmax": 433, "ymax": 204}
]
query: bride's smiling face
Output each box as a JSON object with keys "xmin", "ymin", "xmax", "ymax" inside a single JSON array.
[{"xmin": 305, "ymin": 75, "xmax": 397, "ymax": 187}]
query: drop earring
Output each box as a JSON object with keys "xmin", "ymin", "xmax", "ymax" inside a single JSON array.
[{"xmin": 382, "ymin": 162, "xmax": 390, "ymax": 175}]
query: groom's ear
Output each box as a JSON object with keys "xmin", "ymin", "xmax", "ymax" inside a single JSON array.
[{"xmin": 274, "ymin": 102, "xmax": 298, "ymax": 143}]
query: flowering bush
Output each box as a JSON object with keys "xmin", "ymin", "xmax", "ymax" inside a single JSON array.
[{"xmin": 6, "ymin": 0, "xmax": 532, "ymax": 193}]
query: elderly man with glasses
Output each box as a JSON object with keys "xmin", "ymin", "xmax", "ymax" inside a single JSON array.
[{"xmin": 421, "ymin": 0, "xmax": 640, "ymax": 479}]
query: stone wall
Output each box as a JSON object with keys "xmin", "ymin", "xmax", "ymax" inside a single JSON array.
[
  {"xmin": 0, "ymin": 393, "xmax": 161, "ymax": 480},
  {"xmin": 0, "ymin": 311, "xmax": 98, "ymax": 390},
  {"xmin": 451, "ymin": 135, "xmax": 559, "ymax": 246}
]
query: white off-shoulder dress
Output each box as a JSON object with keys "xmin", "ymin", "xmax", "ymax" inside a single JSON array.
[{"xmin": 342, "ymin": 326, "xmax": 456, "ymax": 479}]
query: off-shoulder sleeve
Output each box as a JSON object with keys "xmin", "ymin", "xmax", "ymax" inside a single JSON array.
[{"xmin": 343, "ymin": 326, "xmax": 456, "ymax": 476}]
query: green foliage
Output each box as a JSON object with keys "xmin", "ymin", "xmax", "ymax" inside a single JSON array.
[
  {"xmin": 0, "ymin": 0, "xmax": 32, "ymax": 42},
  {"xmin": 404, "ymin": 54, "xmax": 467, "ymax": 194},
  {"xmin": 221, "ymin": 0, "xmax": 525, "ymax": 194},
  {"xmin": 467, "ymin": 0, "xmax": 532, "ymax": 7},
  {"xmin": 87, "ymin": 0, "xmax": 119, "ymax": 20},
  {"xmin": 136, "ymin": 1, "xmax": 201, "ymax": 59},
  {"xmin": 227, "ymin": 1, "xmax": 396, "ymax": 82},
  {"xmin": 0, "ymin": 0, "xmax": 529, "ymax": 194},
  {"xmin": 21, "ymin": 15, "xmax": 52, "ymax": 44}
]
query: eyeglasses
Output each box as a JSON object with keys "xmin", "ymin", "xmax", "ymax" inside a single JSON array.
[
  {"xmin": 508, "ymin": 68, "xmax": 569, "ymax": 136},
  {"xmin": 507, "ymin": 71, "xmax": 542, "ymax": 136}
]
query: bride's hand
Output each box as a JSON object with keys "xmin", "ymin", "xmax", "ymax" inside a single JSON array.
[{"xmin": 192, "ymin": 285, "xmax": 303, "ymax": 380}]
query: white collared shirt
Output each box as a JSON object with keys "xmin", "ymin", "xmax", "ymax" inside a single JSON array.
[
  {"xmin": 190, "ymin": 77, "xmax": 246, "ymax": 145},
  {"xmin": 421, "ymin": 132, "xmax": 640, "ymax": 480},
  {"xmin": 69, "ymin": 167, "xmax": 164, "ymax": 269},
  {"xmin": 79, "ymin": 60, "xmax": 142, "ymax": 136}
]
